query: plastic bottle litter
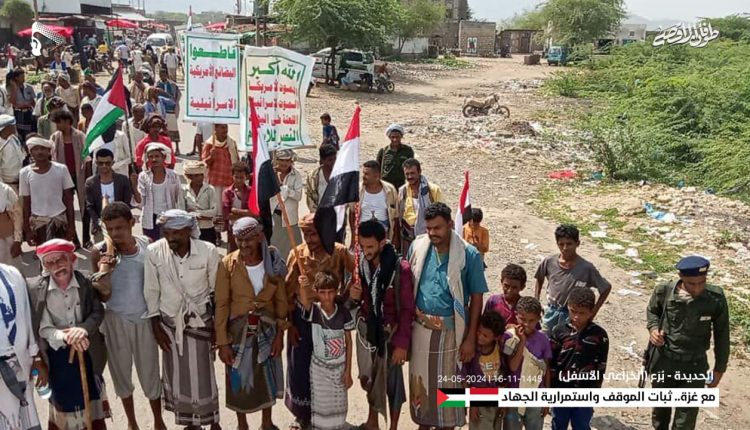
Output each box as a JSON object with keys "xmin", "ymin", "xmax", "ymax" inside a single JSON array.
[
  {"xmin": 644, "ymin": 203, "xmax": 677, "ymax": 223},
  {"xmin": 31, "ymin": 368, "xmax": 51, "ymax": 400}
]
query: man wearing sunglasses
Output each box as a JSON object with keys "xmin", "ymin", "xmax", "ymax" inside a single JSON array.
[{"xmin": 85, "ymin": 148, "xmax": 133, "ymax": 244}]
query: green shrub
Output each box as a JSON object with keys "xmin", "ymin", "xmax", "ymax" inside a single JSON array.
[{"xmin": 544, "ymin": 40, "xmax": 750, "ymax": 198}]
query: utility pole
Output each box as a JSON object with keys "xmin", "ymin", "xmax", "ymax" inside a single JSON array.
[
  {"xmin": 32, "ymin": 0, "xmax": 39, "ymax": 21},
  {"xmin": 253, "ymin": 0, "xmax": 260, "ymax": 46}
]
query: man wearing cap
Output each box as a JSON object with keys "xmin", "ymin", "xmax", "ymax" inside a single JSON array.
[
  {"xmin": 55, "ymin": 73, "xmax": 80, "ymax": 124},
  {"xmin": 27, "ymin": 239, "xmax": 110, "ymax": 429},
  {"xmin": 646, "ymin": 256, "xmax": 730, "ymax": 430},
  {"xmin": 215, "ymin": 217, "xmax": 288, "ymax": 430},
  {"xmin": 181, "ymin": 160, "xmax": 218, "ymax": 244},
  {"xmin": 143, "ymin": 210, "xmax": 222, "ymax": 430},
  {"xmin": 134, "ymin": 142, "xmax": 183, "ymax": 242},
  {"xmin": 376, "ymin": 124, "xmax": 414, "ymax": 190},
  {"xmin": 0, "ymin": 261, "xmax": 45, "ymax": 430},
  {"xmin": 90, "ymin": 203, "xmax": 167, "ymax": 430},
  {"xmin": 0, "ymin": 115, "xmax": 25, "ymax": 262},
  {"xmin": 19, "ymin": 137, "xmax": 76, "ymax": 245},
  {"xmin": 201, "ymin": 123, "xmax": 239, "ymax": 240},
  {"xmin": 284, "ymin": 213, "xmax": 355, "ymax": 429},
  {"xmin": 271, "ymin": 149, "xmax": 304, "ymax": 261},
  {"xmin": 81, "ymin": 81, "xmax": 102, "ymax": 111}
]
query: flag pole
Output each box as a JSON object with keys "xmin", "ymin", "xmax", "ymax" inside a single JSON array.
[
  {"xmin": 352, "ymin": 202, "xmax": 360, "ymax": 285},
  {"xmin": 274, "ymin": 194, "xmax": 305, "ymax": 274}
]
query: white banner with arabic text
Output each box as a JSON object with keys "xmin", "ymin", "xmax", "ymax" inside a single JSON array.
[
  {"xmin": 240, "ymin": 46, "xmax": 314, "ymax": 151},
  {"xmin": 184, "ymin": 32, "xmax": 241, "ymax": 124}
]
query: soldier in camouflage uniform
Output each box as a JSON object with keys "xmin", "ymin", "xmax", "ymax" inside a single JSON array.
[{"xmin": 646, "ymin": 256, "xmax": 730, "ymax": 430}]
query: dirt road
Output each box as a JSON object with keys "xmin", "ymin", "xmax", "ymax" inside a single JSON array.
[{"xmin": 28, "ymin": 58, "xmax": 748, "ymax": 429}]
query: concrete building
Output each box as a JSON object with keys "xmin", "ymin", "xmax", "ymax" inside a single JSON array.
[
  {"xmin": 498, "ymin": 29, "xmax": 543, "ymax": 54},
  {"xmin": 458, "ymin": 20, "xmax": 496, "ymax": 56},
  {"xmin": 443, "ymin": 0, "xmax": 469, "ymax": 20},
  {"xmin": 615, "ymin": 23, "xmax": 647, "ymax": 44}
]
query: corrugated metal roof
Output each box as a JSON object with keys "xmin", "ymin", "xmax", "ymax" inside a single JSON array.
[{"xmin": 115, "ymin": 12, "xmax": 151, "ymax": 22}]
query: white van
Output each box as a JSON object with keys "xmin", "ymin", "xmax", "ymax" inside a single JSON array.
[{"xmin": 145, "ymin": 33, "xmax": 174, "ymax": 53}]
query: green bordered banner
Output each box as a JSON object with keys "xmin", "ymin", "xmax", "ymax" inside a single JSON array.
[
  {"xmin": 184, "ymin": 32, "xmax": 242, "ymax": 124},
  {"xmin": 239, "ymin": 46, "xmax": 315, "ymax": 151}
]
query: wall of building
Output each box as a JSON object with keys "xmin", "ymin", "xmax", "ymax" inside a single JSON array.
[
  {"xmin": 616, "ymin": 23, "xmax": 647, "ymax": 43},
  {"xmin": 459, "ymin": 20, "xmax": 496, "ymax": 56},
  {"xmin": 499, "ymin": 30, "xmax": 543, "ymax": 54}
]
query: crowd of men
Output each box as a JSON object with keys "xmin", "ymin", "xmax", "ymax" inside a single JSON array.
[{"xmin": 0, "ymin": 49, "xmax": 734, "ymax": 430}]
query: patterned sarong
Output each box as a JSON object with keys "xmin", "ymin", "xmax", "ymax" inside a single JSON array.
[
  {"xmin": 160, "ymin": 317, "xmax": 219, "ymax": 426},
  {"xmin": 409, "ymin": 313, "xmax": 466, "ymax": 428}
]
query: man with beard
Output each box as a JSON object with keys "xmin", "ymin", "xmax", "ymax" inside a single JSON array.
[
  {"xmin": 0, "ymin": 262, "xmax": 45, "ymax": 430},
  {"xmin": 284, "ymin": 213, "xmax": 354, "ymax": 430},
  {"xmin": 352, "ymin": 219, "xmax": 415, "ymax": 430},
  {"xmin": 407, "ymin": 203, "xmax": 488, "ymax": 430},
  {"xmin": 27, "ymin": 239, "xmax": 110, "ymax": 429},
  {"xmin": 398, "ymin": 158, "xmax": 442, "ymax": 256},
  {"xmin": 215, "ymin": 217, "xmax": 288, "ymax": 430},
  {"xmin": 143, "ymin": 210, "xmax": 221, "ymax": 430},
  {"xmin": 90, "ymin": 203, "xmax": 167, "ymax": 430}
]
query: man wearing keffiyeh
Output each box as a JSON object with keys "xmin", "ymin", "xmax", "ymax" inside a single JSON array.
[
  {"xmin": 350, "ymin": 219, "xmax": 416, "ymax": 430},
  {"xmin": 215, "ymin": 217, "xmax": 288, "ymax": 430}
]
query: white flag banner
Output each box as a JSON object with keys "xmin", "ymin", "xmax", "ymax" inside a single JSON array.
[
  {"xmin": 239, "ymin": 46, "xmax": 315, "ymax": 151},
  {"xmin": 183, "ymin": 32, "xmax": 241, "ymax": 124}
]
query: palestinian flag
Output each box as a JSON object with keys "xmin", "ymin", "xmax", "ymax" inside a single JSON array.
[
  {"xmin": 82, "ymin": 66, "xmax": 128, "ymax": 157},
  {"xmin": 454, "ymin": 171, "xmax": 472, "ymax": 233},
  {"xmin": 438, "ymin": 388, "xmax": 499, "ymax": 408},
  {"xmin": 248, "ymin": 96, "xmax": 280, "ymax": 241},
  {"xmin": 315, "ymin": 105, "xmax": 361, "ymax": 255}
]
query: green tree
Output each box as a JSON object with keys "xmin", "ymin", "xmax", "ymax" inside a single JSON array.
[
  {"xmin": 275, "ymin": 0, "xmax": 398, "ymax": 82},
  {"xmin": 0, "ymin": 0, "xmax": 34, "ymax": 31},
  {"xmin": 393, "ymin": 0, "xmax": 445, "ymax": 55},
  {"xmin": 707, "ymin": 15, "xmax": 750, "ymax": 42},
  {"xmin": 510, "ymin": 0, "xmax": 625, "ymax": 46}
]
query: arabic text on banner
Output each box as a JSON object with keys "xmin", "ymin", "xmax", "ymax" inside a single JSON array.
[
  {"xmin": 184, "ymin": 32, "xmax": 241, "ymax": 124},
  {"xmin": 240, "ymin": 46, "xmax": 315, "ymax": 151}
]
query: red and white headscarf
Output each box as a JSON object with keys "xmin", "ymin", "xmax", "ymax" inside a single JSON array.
[{"xmin": 36, "ymin": 239, "xmax": 76, "ymax": 259}]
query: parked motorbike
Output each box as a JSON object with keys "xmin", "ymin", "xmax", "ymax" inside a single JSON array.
[
  {"xmin": 376, "ymin": 75, "xmax": 395, "ymax": 93},
  {"xmin": 462, "ymin": 94, "xmax": 510, "ymax": 118},
  {"xmin": 98, "ymin": 53, "xmax": 113, "ymax": 75},
  {"xmin": 499, "ymin": 45, "xmax": 512, "ymax": 58}
]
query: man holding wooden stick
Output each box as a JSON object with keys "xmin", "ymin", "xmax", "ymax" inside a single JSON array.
[{"xmin": 27, "ymin": 239, "xmax": 110, "ymax": 429}]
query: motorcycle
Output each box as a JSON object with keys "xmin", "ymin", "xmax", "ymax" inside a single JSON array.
[
  {"xmin": 462, "ymin": 94, "xmax": 510, "ymax": 118},
  {"xmin": 376, "ymin": 75, "xmax": 395, "ymax": 93},
  {"xmin": 499, "ymin": 45, "xmax": 512, "ymax": 58},
  {"xmin": 98, "ymin": 52, "xmax": 113, "ymax": 75}
]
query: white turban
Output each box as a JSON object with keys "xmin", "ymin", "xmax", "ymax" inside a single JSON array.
[
  {"xmin": 26, "ymin": 136, "xmax": 53, "ymax": 150},
  {"xmin": 143, "ymin": 142, "xmax": 172, "ymax": 166},
  {"xmin": 385, "ymin": 123, "xmax": 404, "ymax": 137},
  {"xmin": 0, "ymin": 114, "xmax": 16, "ymax": 130},
  {"xmin": 232, "ymin": 217, "xmax": 287, "ymax": 276},
  {"xmin": 157, "ymin": 209, "xmax": 199, "ymax": 239}
]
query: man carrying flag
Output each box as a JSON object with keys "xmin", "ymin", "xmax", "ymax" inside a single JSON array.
[
  {"xmin": 247, "ymin": 98, "xmax": 279, "ymax": 242},
  {"xmin": 82, "ymin": 65, "xmax": 131, "ymax": 159},
  {"xmin": 284, "ymin": 106, "xmax": 359, "ymax": 429}
]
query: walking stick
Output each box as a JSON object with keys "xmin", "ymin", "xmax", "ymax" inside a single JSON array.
[
  {"xmin": 275, "ymin": 193, "xmax": 305, "ymax": 274},
  {"xmin": 68, "ymin": 348, "xmax": 93, "ymax": 430}
]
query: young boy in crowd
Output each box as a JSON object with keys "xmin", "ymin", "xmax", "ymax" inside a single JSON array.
[
  {"xmin": 534, "ymin": 224, "xmax": 612, "ymax": 335},
  {"xmin": 464, "ymin": 208, "xmax": 490, "ymax": 261},
  {"xmin": 222, "ymin": 162, "xmax": 252, "ymax": 252},
  {"xmin": 320, "ymin": 113, "xmax": 340, "ymax": 149},
  {"xmin": 462, "ymin": 310, "xmax": 506, "ymax": 430},
  {"xmin": 299, "ymin": 270, "xmax": 354, "ymax": 430},
  {"xmin": 549, "ymin": 287, "xmax": 609, "ymax": 430},
  {"xmin": 503, "ymin": 296, "xmax": 552, "ymax": 430},
  {"xmin": 485, "ymin": 263, "xmax": 528, "ymax": 326}
]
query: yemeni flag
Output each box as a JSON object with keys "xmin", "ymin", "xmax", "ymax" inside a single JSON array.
[
  {"xmin": 248, "ymin": 97, "xmax": 280, "ymax": 242},
  {"xmin": 438, "ymin": 388, "xmax": 499, "ymax": 408},
  {"xmin": 82, "ymin": 66, "xmax": 128, "ymax": 157},
  {"xmin": 315, "ymin": 105, "xmax": 361, "ymax": 255},
  {"xmin": 454, "ymin": 171, "xmax": 472, "ymax": 233}
]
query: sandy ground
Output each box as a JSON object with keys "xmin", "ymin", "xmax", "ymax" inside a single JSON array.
[{"xmin": 20, "ymin": 57, "xmax": 749, "ymax": 429}]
